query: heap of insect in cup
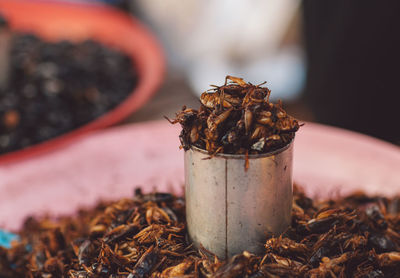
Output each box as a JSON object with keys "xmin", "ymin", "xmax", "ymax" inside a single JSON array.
[
  {"xmin": 2, "ymin": 186, "xmax": 400, "ymax": 277},
  {"xmin": 166, "ymin": 76, "xmax": 300, "ymax": 164}
]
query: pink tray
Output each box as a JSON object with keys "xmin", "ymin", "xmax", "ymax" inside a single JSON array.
[
  {"xmin": 0, "ymin": 121, "xmax": 399, "ymax": 230},
  {"xmin": 0, "ymin": 0, "xmax": 165, "ymax": 164}
]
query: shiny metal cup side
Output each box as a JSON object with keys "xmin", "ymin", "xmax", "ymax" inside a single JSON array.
[{"xmin": 185, "ymin": 142, "xmax": 293, "ymax": 258}]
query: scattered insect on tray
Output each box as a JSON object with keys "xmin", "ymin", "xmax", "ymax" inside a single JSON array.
[{"xmin": 2, "ymin": 186, "xmax": 400, "ymax": 277}]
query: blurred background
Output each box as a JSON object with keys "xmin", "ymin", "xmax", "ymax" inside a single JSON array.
[
  {"xmin": 119, "ymin": 0, "xmax": 400, "ymax": 144},
  {"xmin": 1, "ymin": 0, "xmax": 399, "ymax": 159},
  {"xmin": 124, "ymin": 0, "xmax": 309, "ymax": 121}
]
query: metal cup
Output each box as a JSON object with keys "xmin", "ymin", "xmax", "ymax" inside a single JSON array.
[{"xmin": 184, "ymin": 141, "xmax": 293, "ymax": 258}]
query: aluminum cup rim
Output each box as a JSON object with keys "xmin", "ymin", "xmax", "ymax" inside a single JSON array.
[{"xmin": 188, "ymin": 137, "xmax": 294, "ymax": 159}]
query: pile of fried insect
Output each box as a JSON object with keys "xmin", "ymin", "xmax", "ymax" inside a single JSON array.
[
  {"xmin": 166, "ymin": 76, "xmax": 300, "ymax": 167},
  {"xmin": 2, "ymin": 187, "xmax": 400, "ymax": 277}
]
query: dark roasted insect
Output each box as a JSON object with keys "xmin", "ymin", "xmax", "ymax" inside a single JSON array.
[
  {"xmin": 0, "ymin": 27, "xmax": 138, "ymax": 155},
  {"xmin": 167, "ymin": 76, "xmax": 300, "ymax": 156}
]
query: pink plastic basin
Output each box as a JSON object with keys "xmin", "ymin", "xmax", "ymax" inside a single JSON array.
[{"xmin": 1, "ymin": 120, "xmax": 399, "ymax": 230}]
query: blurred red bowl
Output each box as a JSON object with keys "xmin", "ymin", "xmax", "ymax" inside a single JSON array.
[{"xmin": 0, "ymin": 0, "xmax": 165, "ymax": 164}]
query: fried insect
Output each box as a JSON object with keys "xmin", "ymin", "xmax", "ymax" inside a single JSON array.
[
  {"xmin": 4, "ymin": 186, "xmax": 400, "ymax": 277},
  {"xmin": 200, "ymin": 92, "xmax": 233, "ymax": 109},
  {"xmin": 167, "ymin": 76, "xmax": 300, "ymax": 155},
  {"xmin": 256, "ymin": 110, "xmax": 273, "ymax": 126},
  {"xmin": 160, "ymin": 259, "xmax": 193, "ymax": 277}
]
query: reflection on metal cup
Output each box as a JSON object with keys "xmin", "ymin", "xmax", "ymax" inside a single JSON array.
[{"xmin": 185, "ymin": 141, "xmax": 293, "ymax": 258}]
